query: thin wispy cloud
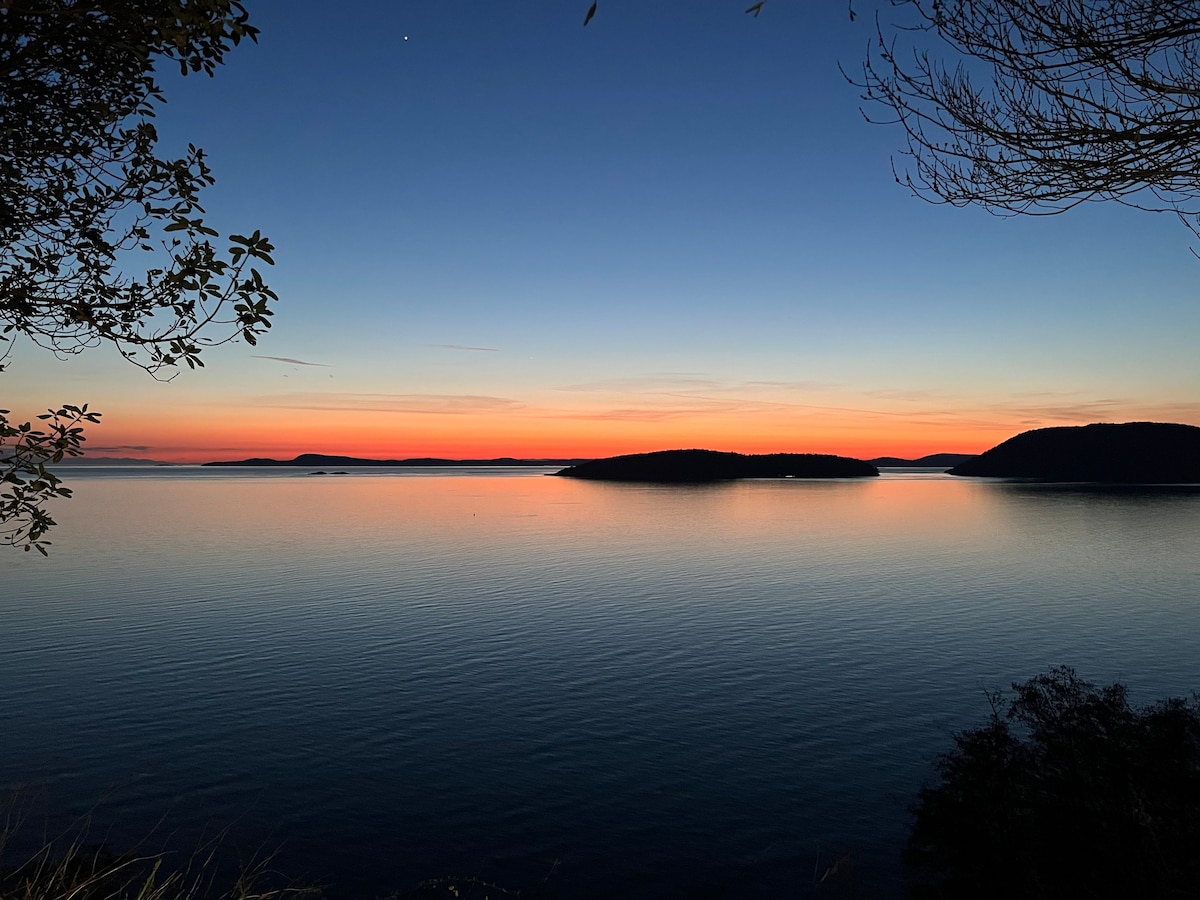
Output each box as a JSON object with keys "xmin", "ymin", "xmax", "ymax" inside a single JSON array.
[
  {"xmin": 891, "ymin": 394, "xmax": 1200, "ymax": 434},
  {"xmin": 543, "ymin": 396, "xmax": 941, "ymax": 423},
  {"xmin": 551, "ymin": 380, "xmax": 1199, "ymax": 430},
  {"xmin": 1004, "ymin": 398, "xmax": 1200, "ymax": 425},
  {"xmin": 1012, "ymin": 399, "xmax": 1123, "ymax": 423},
  {"xmin": 426, "ymin": 343, "xmax": 500, "ymax": 353},
  {"xmin": 550, "ymin": 405, "xmax": 737, "ymax": 423},
  {"xmin": 88, "ymin": 445, "xmax": 153, "ymax": 453},
  {"xmin": 837, "ymin": 389, "xmax": 1191, "ymax": 428},
  {"xmin": 557, "ymin": 374, "xmax": 835, "ymax": 395},
  {"xmin": 557, "ymin": 374, "xmax": 722, "ymax": 393},
  {"xmin": 547, "ymin": 375, "xmax": 921, "ymax": 424},
  {"xmin": 744, "ymin": 379, "xmax": 839, "ymax": 391},
  {"xmin": 862, "ymin": 387, "xmax": 965, "ymax": 403},
  {"xmin": 1008, "ymin": 390, "xmax": 1090, "ymax": 400},
  {"xmin": 254, "ymin": 355, "xmax": 331, "ymax": 367},
  {"xmin": 256, "ymin": 392, "xmax": 524, "ymax": 414}
]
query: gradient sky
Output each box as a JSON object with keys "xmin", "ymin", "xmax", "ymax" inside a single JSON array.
[{"xmin": 7, "ymin": 0, "xmax": 1200, "ymax": 461}]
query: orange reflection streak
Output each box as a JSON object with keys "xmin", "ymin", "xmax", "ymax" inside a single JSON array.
[{"xmin": 49, "ymin": 472, "xmax": 998, "ymax": 562}]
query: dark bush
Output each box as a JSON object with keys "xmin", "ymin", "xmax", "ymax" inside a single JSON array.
[{"xmin": 907, "ymin": 667, "xmax": 1200, "ymax": 899}]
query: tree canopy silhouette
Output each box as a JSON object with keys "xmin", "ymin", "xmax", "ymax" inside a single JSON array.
[
  {"xmin": 1, "ymin": 0, "xmax": 274, "ymax": 552},
  {"xmin": 908, "ymin": 667, "xmax": 1200, "ymax": 899},
  {"xmin": 857, "ymin": 0, "xmax": 1200, "ymax": 241}
]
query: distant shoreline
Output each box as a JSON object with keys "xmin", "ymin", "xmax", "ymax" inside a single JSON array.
[
  {"xmin": 201, "ymin": 453, "xmax": 592, "ymax": 468},
  {"xmin": 49, "ymin": 452, "xmax": 978, "ymax": 468}
]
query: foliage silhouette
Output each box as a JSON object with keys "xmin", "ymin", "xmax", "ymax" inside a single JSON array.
[
  {"xmin": 907, "ymin": 666, "xmax": 1200, "ymax": 899},
  {"xmin": 1, "ymin": 0, "xmax": 274, "ymax": 551},
  {"xmin": 856, "ymin": 1, "xmax": 1200, "ymax": 246},
  {"xmin": 0, "ymin": 403, "xmax": 100, "ymax": 553}
]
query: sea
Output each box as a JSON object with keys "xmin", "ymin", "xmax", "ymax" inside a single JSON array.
[{"xmin": 3, "ymin": 467, "xmax": 1199, "ymax": 898}]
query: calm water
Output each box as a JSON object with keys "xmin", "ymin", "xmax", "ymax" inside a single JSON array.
[{"xmin": 3, "ymin": 468, "xmax": 1200, "ymax": 898}]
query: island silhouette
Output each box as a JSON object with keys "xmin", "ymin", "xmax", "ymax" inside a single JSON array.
[
  {"xmin": 554, "ymin": 449, "xmax": 878, "ymax": 482},
  {"xmin": 949, "ymin": 422, "xmax": 1200, "ymax": 483}
]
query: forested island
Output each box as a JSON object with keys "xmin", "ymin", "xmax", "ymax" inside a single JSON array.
[
  {"xmin": 949, "ymin": 422, "xmax": 1200, "ymax": 483},
  {"xmin": 554, "ymin": 449, "xmax": 878, "ymax": 482}
]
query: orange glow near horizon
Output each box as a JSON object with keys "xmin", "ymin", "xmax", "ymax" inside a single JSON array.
[{"xmin": 80, "ymin": 401, "xmax": 1025, "ymax": 463}]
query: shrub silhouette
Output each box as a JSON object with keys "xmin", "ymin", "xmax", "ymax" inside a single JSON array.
[{"xmin": 907, "ymin": 667, "xmax": 1200, "ymax": 899}]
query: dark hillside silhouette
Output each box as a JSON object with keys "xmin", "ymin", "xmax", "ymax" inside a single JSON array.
[
  {"xmin": 555, "ymin": 449, "xmax": 877, "ymax": 482},
  {"xmin": 948, "ymin": 422, "xmax": 1200, "ymax": 483}
]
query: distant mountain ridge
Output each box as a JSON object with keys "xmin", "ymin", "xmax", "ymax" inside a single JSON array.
[
  {"xmin": 204, "ymin": 453, "xmax": 590, "ymax": 467},
  {"xmin": 869, "ymin": 453, "xmax": 976, "ymax": 468},
  {"xmin": 555, "ymin": 449, "xmax": 878, "ymax": 482},
  {"xmin": 949, "ymin": 422, "xmax": 1200, "ymax": 483}
]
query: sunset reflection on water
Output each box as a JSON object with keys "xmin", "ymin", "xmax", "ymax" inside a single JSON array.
[{"xmin": 4, "ymin": 470, "xmax": 1199, "ymax": 898}]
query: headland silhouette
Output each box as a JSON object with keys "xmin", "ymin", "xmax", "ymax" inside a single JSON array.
[{"xmin": 949, "ymin": 422, "xmax": 1200, "ymax": 483}]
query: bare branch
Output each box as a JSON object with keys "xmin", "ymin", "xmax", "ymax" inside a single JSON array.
[{"xmin": 854, "ymin": 0, "xmax": 1200, "ymax": 240}]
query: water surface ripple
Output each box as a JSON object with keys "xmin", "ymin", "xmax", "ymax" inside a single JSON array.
[{"xmin": 3, "ymin": 470, "xmax": 1199, "ymax": 897}]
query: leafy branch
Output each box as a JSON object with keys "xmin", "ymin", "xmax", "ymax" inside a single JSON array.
[
  {"xmin": 1, "ymin": 1, "xmax": 274, "ymax": 552},
  {"xmin": 1, "ymin": 404, "xmax": 101, "ymax": 554}
]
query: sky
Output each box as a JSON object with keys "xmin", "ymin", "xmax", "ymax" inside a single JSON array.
[{"xmin": 6, "ymin": 0, "xmax": 1200, "ymax": 462}]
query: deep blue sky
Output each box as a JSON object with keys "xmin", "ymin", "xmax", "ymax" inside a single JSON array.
[{"xmin": 9, "ymin": 1, "xmax": 1199, "ymax": 459}]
